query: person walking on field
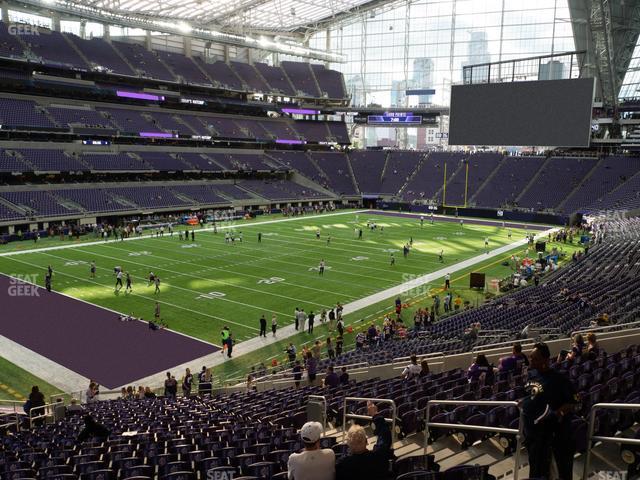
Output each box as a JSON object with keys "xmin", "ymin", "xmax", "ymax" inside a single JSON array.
[
  {"xmin": 259, "ymin": 314, "xmax": 267, "ymax": 337},
  {"xmin": 272, "ymin": 314, "xmax": 278, "ymax": 337}
]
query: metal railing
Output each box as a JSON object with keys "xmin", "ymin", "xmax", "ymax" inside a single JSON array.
[
  {"xmin": 0, "ymin": 399, "xmax": 22, "ymax": 431},
  {"xmin": 343, "ymin": 397, "xmax": 397, "ymax": 443},
  {"xmin": 29, "ymin": 401, "xmax": 58, "ymax": 428},
  {"xmin": 572, "ymin": 319, "xmax": 640, "ymax": 337},
  {"xmin": 265, "ymin": 362, "xmax": 371, "ymax": 389},
  {"xmin": 308, "ymin": 395, "xmax": 327, "ymax": 435},
  {"xmin": 582, "ymin": 403, "xmax": 640, "ymax": 480},
  {"xmin": 391, "ymin": 352, "xmax": 445, "ymax": 371},
  {"xmin": 472, "ymin": 339, "xmax": 535, "ymax": 352},
  {"xmin": 424, "ymin": 400, "xmax": 524, "ymax": 480},
  {"xmin": 50, "ymin": 386, "xmax": 166, "ymax": 404}
]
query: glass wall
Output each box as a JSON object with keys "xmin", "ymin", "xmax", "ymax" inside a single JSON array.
[
  {"xmin": 619, "ymin": 36, "xmax": 640, "ymax": 101},
  {"xmin": 310, "ymin": 0, "xmax": 576, "ymax": 108}
]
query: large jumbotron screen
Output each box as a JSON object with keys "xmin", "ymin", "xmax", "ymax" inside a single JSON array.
[{"xmin": 448, "ymin": 77, "xmax": 595, "ymax": 147}]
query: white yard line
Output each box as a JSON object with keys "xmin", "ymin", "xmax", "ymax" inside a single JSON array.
[
  {"xmin": 0, "ymin": 209, "xmax": 369, "ymax": 258},
  {"xmin": 40, "ymin": 249, "xmax": 328, "ymax": 313},
  {"xmin": 0, "ymin": 211, "xmax": 557, "ymax": 392},
  {"xmin": 2, "ymin": 257, "xmax": 256, "ymax": 333},
  {"xmin": 94, "ymin": 240, "xmax": 360, "ymax": 300},
  {"xmin": 128, "ymin": 228, "xmax": 555, "ymax": 390}
]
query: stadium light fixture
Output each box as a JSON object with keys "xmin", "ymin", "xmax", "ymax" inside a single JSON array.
[{"xmin": 177, "ymin": 22, "xmax": 193, "ymax": 34}]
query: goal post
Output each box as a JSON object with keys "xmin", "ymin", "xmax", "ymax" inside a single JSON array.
[{"xmin": 441, "ymin": 160, "xmax": 469, "ymax": 209}]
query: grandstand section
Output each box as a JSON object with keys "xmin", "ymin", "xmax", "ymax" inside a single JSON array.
[{"xmin": 0, "ymin": 1, "xmax": 640, "ymax": 480}]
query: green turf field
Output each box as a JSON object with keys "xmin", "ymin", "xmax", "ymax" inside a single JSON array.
[
  {"xmin": 0, "ymin": 357, "xmax": 63, "ymax": 402},
  {"xmin": 0, "ymin": 211, "xmax": 536, "ymax": 344},
  {"xmin": 0, "ymin": 210, "xmax": 584, "ymax": 392}
]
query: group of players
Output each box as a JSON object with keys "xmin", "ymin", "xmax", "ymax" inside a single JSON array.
[{"xmin": 50, "ymin": 213, "xmax": 518, "ymax": 341}]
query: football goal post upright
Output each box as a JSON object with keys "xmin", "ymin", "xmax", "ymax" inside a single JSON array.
[
  {"xmin": 441, "ymin": 162, "xmax": 447, "ymax": 206},
  {"xmin": 463, "ymin": 161, "xmax": 469, "ymax": 208}
]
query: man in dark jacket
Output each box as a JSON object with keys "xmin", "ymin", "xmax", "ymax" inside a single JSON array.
[
  {"xmin": 77, "ymin": 415, "xmax": 110, "ymax": 443},
  {"xmin": 336, "ymin": 425, "xmax": 390, "ymax": 480},
  {"xmin": 523, "ymin": 342, "xmax": 578, "ymax": 480},
  {"xmin": 259, "ymin": 314, "xmax": 267, "ymax": 337},
  {"xmin": 367, "ymin": 402, "xmax": 393, "ymax": 458},
  {"xmin": 26, "ymin": 386, "xmax": 46, "ymax": 426}
]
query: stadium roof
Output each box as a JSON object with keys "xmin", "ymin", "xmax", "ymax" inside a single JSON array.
[{"xmin": 51, "ymin": 0, "xmax": 378, "ymax": 33}]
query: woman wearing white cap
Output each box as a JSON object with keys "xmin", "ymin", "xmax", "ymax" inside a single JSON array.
[{"xmin": 287, "ymin": 421, "xmax": 335, "ymax": 480}]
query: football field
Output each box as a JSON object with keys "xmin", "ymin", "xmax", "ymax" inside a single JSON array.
[{"xmin": 0, "ymin": 210, "xmax": 537, "ymax": 347}]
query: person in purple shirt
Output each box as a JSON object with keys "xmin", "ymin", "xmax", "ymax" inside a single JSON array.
[
  {"xmin": 467, "ymin": 354, "xmax": 495, "ymax": 384},
  {"xmin": 339, "ymin": 367, "xmax": 349, "ymax": 385},
  {"xmin": 324, "ymin": 366, "xmax": 340, "ymax": 389},
  {"xmin": 367, "ymin": 324, "xmax": 377, "ymax": 341},
  {"xmin": 498, "ymin": 343, "xmax": 529, "ymax": 372},
  {"xmin": 305, "ymin": 352, "xmax": 318, "ymax": 385}
]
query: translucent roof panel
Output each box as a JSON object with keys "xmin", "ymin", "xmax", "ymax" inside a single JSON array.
[
  {"xmin": 83, "ymin": 0, "xmax": 375, "ymax": 32},
  {"xmin": 620, "ymin": 35, "xmax": 640, "ymax": 101}
]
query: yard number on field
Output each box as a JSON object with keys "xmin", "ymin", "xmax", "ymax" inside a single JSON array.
[
  {"xmin": 197, "ymin": 291, "xmax": 226, "ymax": 300},
  {"xmin": 257, "ymin": 277, "xmax": 285, "ymax": 284},
  {"xmin": 128, "ymin": 251, "xmax": 152, "ymax": 256}
]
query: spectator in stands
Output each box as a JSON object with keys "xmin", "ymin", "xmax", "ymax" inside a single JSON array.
[
  {"xmin": 287, "ymin": 421, "xmax": 335, "ymax": 480},
  {"xmin": 324, "ymin": 366, "xmax": 340, "ymax": 389},
  {"xmin": 336, "ymin": 425, "xmax": 391, "ymax": 480},
  {"xmin": 246, "ymin": 373, "xmax": 256, "ymax": 392},
  {"xmin": 182, "ymin": 368, "xmax": 193, "ymax": 397},
  {"xmin": 143, "ymin": 387, "xmax": 156, "ymax": 399},
  {"xmin": 77, "ymin": 414, "xmax": 110, "ymax": 443},
  {"xmin": 25, "ymin": 386, "xmax": 46, "ymax": 426},
  {"xmin": 66, "ymin": 398, "xmax": 84, "ymax": 414},
  {"xmin": 454, "ymin": 295, "xmax": 463, "ymax": 310},
  {"xmin": 498, "ymin": 343, "xmax": 529, "ymax": 372},
  {"xmin": 367, "ymin": 323, "xmax": 377, "ymax": 341},
  {"xmin": 286, "ymin": 342, "xmax": 297, "ymax": 364},
  {"xmin": 293, "ymin": 360, "xmax": 303, "ymax": 389},
  {"xmin": 586, "ymin": 332, "xmax": 600, "ymax": 359},
  {"xmin": 401, "ymin": 354, "xmax": 421, "ymax": 380},
  {"xmin": 523, "ymin": 342, "xmax": 578, "ymax": 480},
  {"xmin": 419, "ymin": 359, "xmax": 430, "ymax": 377},
  {"xmin": 164, "ymin": 371, "xmax": 177, "ymax": 398},
  {"xmin": 467, "ymin": 354, "xmax": 495, "ymax": 385},
  {"xmin": 327, "ymin": 337, "xmax": 335, "ymax": 360},
  {"xmin": 86, "ymin": 382, "xmax": 99, "ymax": 403},
  {"xmin": 336, "ymin": 335, "xmax": 344, "ymax": 356},
  {"xmin": 199, "ymin": 368, "xmax": 213, "ymax": 395},
  {"xmin": 312, "ymin": 340, "xmax": 322, "ymax": 359},
  {"xmin": 367, "ymin": 402, "xmax": 393, "ymax": 459},
  {"xmin": 462, "ymin": 322, "xmax": 481, "ymax": 341},
  {"xmin": 52, "ymin": 398, "xmax": 66, "ymax": 422},
  {"xmin": 306, "ymin": 351, "xmax": 318, "ymax": 385},
  {"xmin": 339, "ymin": 367, "xmax": 349, "ymax": 385},
  {"xmin": 558, "ymin": 334, "xmax": 585, "ymax": 362}
]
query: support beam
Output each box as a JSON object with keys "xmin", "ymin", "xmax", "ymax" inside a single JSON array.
[{"xmin": 6, "ymin": 0, "xmax": 346, "ymax": 62}]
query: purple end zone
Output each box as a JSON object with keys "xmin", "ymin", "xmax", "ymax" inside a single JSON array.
[
  {"xmin": 0, "ymin": 274, "xmax": 219, "ymax": 389},
  {"xmin": 366, "ymin": 210, "xmax": 551, "ymax": 231}
]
